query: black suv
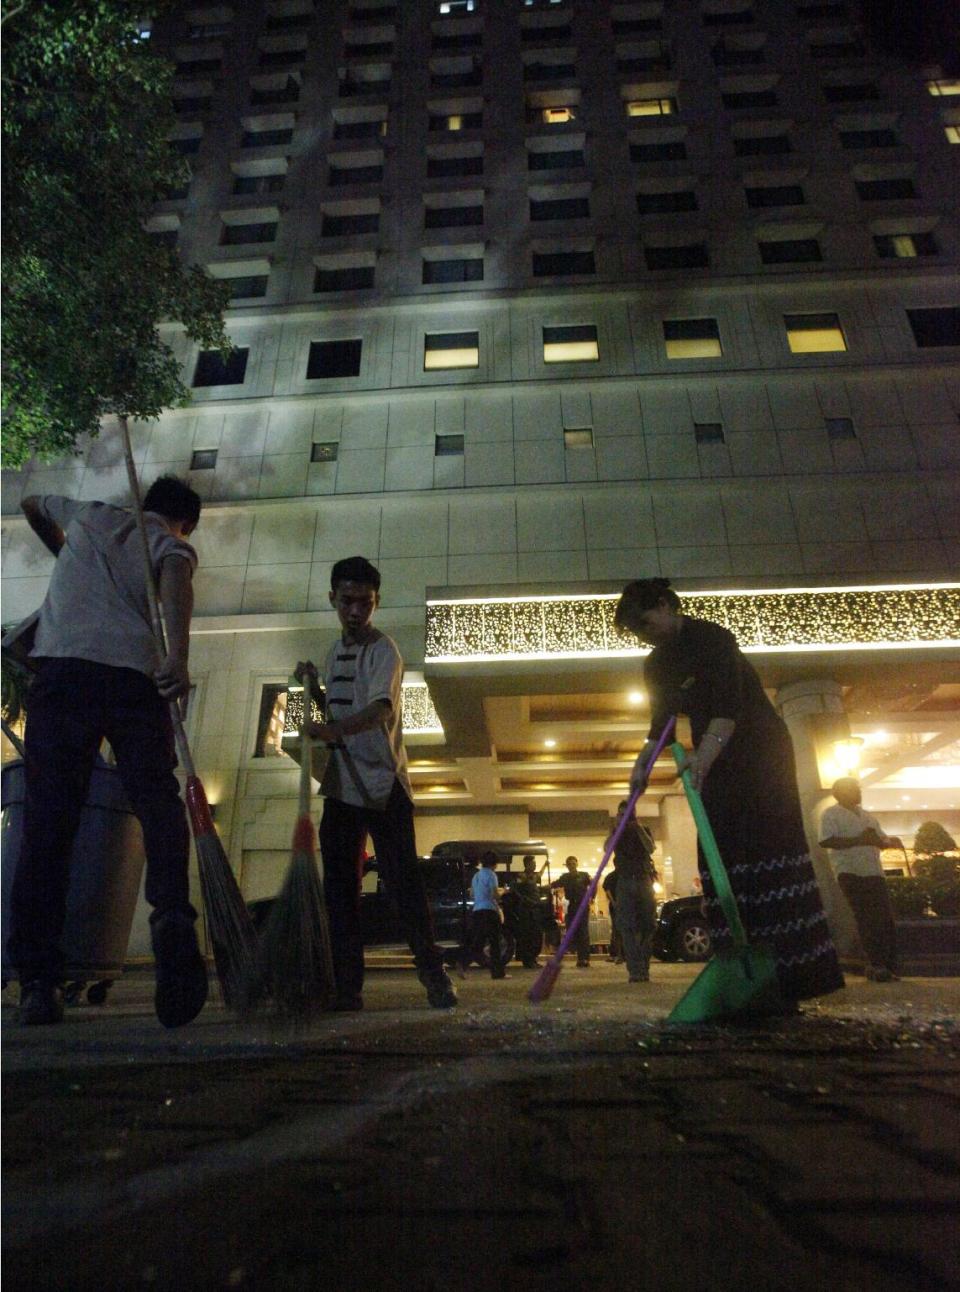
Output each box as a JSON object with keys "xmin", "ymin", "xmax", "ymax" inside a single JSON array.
[{"xmin": 652, "ymin": 896, "xmax": 713, "ymax": 962}]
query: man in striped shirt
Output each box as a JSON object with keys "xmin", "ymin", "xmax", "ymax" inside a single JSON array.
[{"xmin": 300, "ymin": 556, "xmax": 457, "ymax": 1012}]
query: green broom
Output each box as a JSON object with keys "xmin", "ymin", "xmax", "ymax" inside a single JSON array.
[
  {"xmin": 667, "ymin": 741, "xmax": 784, "ymax": 1024},
  {"xmin": 257, "ymin": 678, "xmax": 336, "ymax": 1019}
]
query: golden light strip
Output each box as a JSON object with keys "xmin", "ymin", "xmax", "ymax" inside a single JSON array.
[
  {"xmin": 425, "ymin": 583, "xmax": 960, "ymax": 662},
  {"xmin": 283, "ymin": 682, "xmax": 443, "ymax": 736}
]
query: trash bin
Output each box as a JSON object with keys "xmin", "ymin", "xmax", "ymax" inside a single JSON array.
[{"xmin": 1, "ymin": 759, "xmax": 147, "ymax": 987}]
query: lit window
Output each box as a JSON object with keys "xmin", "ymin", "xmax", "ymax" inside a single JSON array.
[
  {"xmin": 543, "ymin": 106, "xmax": 576, "ymax": 123},
  {"xmin": 626, "ymin": 98, "xmax": 675, "ymax": 117},
  {"xmin": 543, "ymin": 324, "xmax": 599, "ymax": 363},
  {"xmin": 190, "ymin": 449, "xmax": 218, "ymax": 470},
  {"xmin": 946, "ymin": 126, "xmax": 960, "ymax": 144},
  {"xmin": 424, "ymin": 331, "xmax": 480, "ymax": 369},
  {"xmin": 663, "ymin": 318, "xmax": 722, "ymax": 359},
  {"xmin": 439, "ymin": 0, "xmax": 476, "ymax": 12},
  {"xmin": 873, "ymin": 232, "xmax": 937, "ymax": 258},
  {"xmin": 448, "ymin": 114, "xmax": 463, "ymax": 130},
  {"xmin": 784, "ymin": 312, "xmax": 847, "ymax": 353},
  {"xmin": 564, "ymin": 428, "xmax": 594, "ymax": 448},
  {"xmin": 926, "ymin": 79, "xmax": 960, "ymax": 96}
]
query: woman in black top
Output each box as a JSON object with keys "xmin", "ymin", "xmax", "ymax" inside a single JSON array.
[{"xmin": 615, "ymin": 578, "xmax": 843, "ymax": 1005}]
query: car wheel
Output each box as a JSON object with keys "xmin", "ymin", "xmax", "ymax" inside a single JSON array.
[{"xmin": 673, "ymin": 916, "xmax": 712, "ymax": 962}]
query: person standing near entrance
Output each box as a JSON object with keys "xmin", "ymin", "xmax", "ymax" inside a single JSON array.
[
  {"xmin": 511, "ymin": 853, "xmax": 544, "ymax": 969},
  {"xmin": 607, "ymin": 799, "xmax": 658, "ymax": 982},
  {"xmin": 462, "ymin": 851, "xmax": 508, "ymax": 979},
  {"xmin": 552, "ymin": 856, "xmax": 592, "ymax": 967},
  {"xmin": 298, "ymin": 556, "xmax": 457, "ymax": 1012},
  {"xmin": 11, "ymin": 479, "xmax": 208, "ymax": 1029},
  {"xmin": 820, "ymin": 778, "xmax": 902, "ymax": 982}
]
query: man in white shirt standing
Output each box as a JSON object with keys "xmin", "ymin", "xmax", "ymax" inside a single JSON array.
[
  {"xmin": 819, "ymin": 777, "xmax": 902, "ymax": 982},
  {"xmin": 298, "ymin": 556, "xmax": 457, "ymax": 1012}
]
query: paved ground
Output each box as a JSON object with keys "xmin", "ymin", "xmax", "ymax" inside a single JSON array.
[{"xmin": 3, "ymin": 962, "xmax": 959, "ymax": 1292}]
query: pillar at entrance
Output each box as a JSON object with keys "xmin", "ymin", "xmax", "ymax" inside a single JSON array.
[
  {"xmin": 659, "ymin": 792, "xmax": 699, "ymax": 899},
  {"xmin": 774, "ymin": 678, "xmax": 858, "ymax": 954}
]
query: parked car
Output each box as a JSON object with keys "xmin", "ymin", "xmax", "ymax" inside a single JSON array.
[{"xmin": 652, "ymin": 896, "xmax": 713, "ymax": 962}]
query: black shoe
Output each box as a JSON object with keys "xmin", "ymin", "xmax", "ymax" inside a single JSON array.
[
  {"xmin": 331, "ymin": 994, "xmax": 364, "ymax": 1012},
  {"xmin": 18, "ymin": 981, "xmax": 64, "ymax": 1026},
  {"xmin": 419, "ymin": 967, "xmax": 458, "ymax": 1009},
  {"xmin": 151, "ymin": 914, "xmax": 208, "ymax": 1029}
]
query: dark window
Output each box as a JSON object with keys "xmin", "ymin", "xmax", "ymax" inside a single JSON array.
[
  {"xmin": 266, "ymin": 11, "xmax": 313, "ymax": 30},
  {"xmin": 334, "ymin": 118, "xmax": 387, "ymax": 140},
  {"xmin": 427, "ymin": 154, "xmax": 483, "ymax": 177},
  {"xmin": 148, "ymin": 228, "xmax": 179, "ymax": 248},
  {"xmin": 759, "ymin": 238, "xmax": 822, "ymax": 263},
  {"xmin": 422, "ymin": 257, "xmax": 484, "ymax": 283},
  {"xmin": 906, "ymin": 307, "xmax": 960, "ymax": 348},
  {"xmin": 221, "ymin": 222, "xmax": 277, "ymax": 245},
  {"xmin": 521, "ymin": 23, "xmax": 573, "ymax": 41},
  {"xmin": 645, "ymin": 242, "xmax": 710, "ymax": 269},
  {"xmin": 612, "ymin": 16, "xmax": 662, "ymax": 33},
  {"xmin": 339, "ymin": 75, "xmax": 391, "ymax": 97},
  {"xmin": 855, "ymin": 177, "xmax": 916, "ymax": 200},
  {"xmin": 424, "ymin": 204, "xmax": 483, "ymax": 227},
  {"xmin": 734, "ymin": 134, "xmax": 791, "ymax": 156},
  {"xmin": 227, "ymin": 275, "xmax": 269, "ymax": 299},
  {"xmin": 530, "ymin": 196, "xmax": 590, "ymax": 220},
  {"xmin": 825, "ymin": 417, "xmax": 855, "ymax": 439},
  {"xmin": 175, "ymin": 57, "xmax": 221, "ymax": 74},
  {"xmin": 797, "ymin": 1, "xmax": 848, "ymax": 15},
  {"xmin": 745, "ymin": 183, "xmax": 805, "ymax": 207},
  {"xmin": 435, "ymin": 434, "xmax": 465, "ymax": 455},
  {"xmin": 630, "ymin": 140, "xmax": 687, "ymax": 161},
  {"xmin": 170, "ymin": 137, "xmax": 201, "ymax": 155},
  {"xmin": 703, "ymin": 8, "xmax": 754, "ymax": 23},
  {"xmin": 616, "ymin": 55, "xmax": 671, "ymax": 75},
  {"xmin": 311, "ymin": 442, "xmax": 339, "ymax": 462},
  {"xmin": 314, "ymin": 264, "xmax": 376, "ymax": 291},
  {"xmin": 190, "ymin": 448, "xmax": 218, "ymax": 469},
  {"xmin": 809, "ymin": 38, "xmax": 865, "ymax": 58},
  {"xmin": 250, "ymin": 79, "xmax": 300, "ymax": 106},
  {"xmin": 523, "ymin": 62, "xmax": 576, "ymax": 81},
  {"xmin": 694, "ymin": 423, "xmax": 725, "ymax": 443},
  {"xmin": 823, "ymin": 81, "xmax": 878, "ymax": 102},
  {"xmin": 193, "ymin": 348, "xmax": 249, "ymax": 386},
  {"xmin": 259, "ymin": 48, "xmax": 307, "ymax": 69},
  {"xmin": 232, "ymin": 173, "xmax": 285, "ymax": 195},
  {"xmin": 307, "ymin": 339, "xmax": 363, "ymax": 378},
  {"xmin": 532, "ymin": 250, "xmax": 596, "ymax": 276},
  {"xmin": 174, "ymin": 96, "xmax": 212, "ymax": 114},
  {"xmin": 428, "ymin": 110, "xmax": 483, "ymax": 130},
  {"xmin": 712, "ymin": 41, "xmax": 765, "ymax": 65},
  {"xmin": 241, "ymin": 127, "xmax": 294, "ymax": 147},
  {"xmin": 528, "ymin": 148, "xmax": 585, "ymax": 169},
  {"xmin": 349, "ymin": 5, "xmax": 397, "ymax": 21},
  {"xmin": 636, "ymin": 189, "xmax": 698, "ymax": 214},
  {"xmin": 840, "ymin": 129, "xmax": 897, "ymax": 148},
  {"xmin": 345, "ymin": 40, "xmax": 394, "ymax": 56},
  {"xmin": 873, "ymin": 232, "xmax": 938, "ymax": 258},
  {"xmin": 431, "ymin": 68, "xmax": 482, "ymax": 88},
  {"xmin": 187, "ymin": 22, "xmax": 229, "ymax": 39},
  {"xmin": 329, "ymin": 163, "xmax": 384, "ymax": 185},
  {"xmin": 322, "ymin": 210, "xmax": 380, "ymax": 235},
  {"xmin": 433, "ymin": 30, "xmax": 482, "ymax": 49},
  {"xmin": 721, "ymin": 87, "xmax": 778, "ymax": 108},
  {"xmin": 160, "ymin": 181, "xmax": 190, "ymax": 200}
]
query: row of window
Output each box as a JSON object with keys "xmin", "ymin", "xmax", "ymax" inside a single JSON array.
[{"xmin": 190, "ymin": 308, "xmax": 960, "ymax": 387}]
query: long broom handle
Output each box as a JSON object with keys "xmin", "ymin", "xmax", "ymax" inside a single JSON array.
[
  {"xmin": 550, "ymin": 715, "xmax": 677, "ymax": 961},
  {"xmin": 298, "ymin": 693, "xmax": 313, "ymax": 818},
  {"xmin": 670, "ymin": 740, "xmax": 748, "ymax": 952},
  {"xmin": 119, "ymin": 415, "xmax": 198, "ymax": 779}
]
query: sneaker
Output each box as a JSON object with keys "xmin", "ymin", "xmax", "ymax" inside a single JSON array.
[
  {"xmin": 331, "ymin": 994, "xmax": 364, "ymax": 1012},
  {"xmin": 151, "ymin": 914, "xmax": 208, "ymax": 1029},
  {"xmin": 18, "ymin": 981, "xmax": 64, "ymax": 1026},
  {"xmin": 419, "ymin": 967, "xmax": 458, "ymax": 1009}
]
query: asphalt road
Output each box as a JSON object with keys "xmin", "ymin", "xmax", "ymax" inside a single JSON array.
[{"xmin": 3, "ymin": 963, "xmax": 959, "ymax": 1292}]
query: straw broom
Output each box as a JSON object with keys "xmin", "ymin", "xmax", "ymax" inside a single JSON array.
[
  {"xmin": 257, "ymin": 678, "xmax": 336, "ymax": 1018},
  {"xmin": 119, "ymin": 416, "xmax": 259, "ymax": 1012}
]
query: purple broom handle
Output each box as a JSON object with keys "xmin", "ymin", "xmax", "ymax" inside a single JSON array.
[{"xmin": 550, "ymin": 716, "xmax": 676, "ymax": 963}]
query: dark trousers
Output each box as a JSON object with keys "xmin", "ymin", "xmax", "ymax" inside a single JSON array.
[
  {"xmin": 570, "ymin": 909, "xmax": 591, "ymax": 965},
  {"xmin": 319, "ymin": 780, "xmax": 442, "ymax": 998},
  {"xmin": 463, "ymin": 908, "xmax": 507, "ymax": 978},
  {"xmin": 10, "ymin": 658, "xmax": 193, "ymax": 985},
  {"xmin": 614, "ymin": 873, "xmax": 657, "ymax": 979},
  {"xmin": 837, "ymin": 872, "xmax": 899, "ymax": 974}
]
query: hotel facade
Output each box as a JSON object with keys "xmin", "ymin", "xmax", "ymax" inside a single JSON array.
[{"xmin": 2, "ymin": 0, "xmax": 958, "ymax": 945}]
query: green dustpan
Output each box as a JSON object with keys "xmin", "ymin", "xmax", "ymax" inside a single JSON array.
[{"xmin": 667, "ymin": 742, "xmax": 784, "ymax": 1024}]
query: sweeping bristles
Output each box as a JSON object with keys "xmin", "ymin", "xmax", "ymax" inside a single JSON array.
[{"xmin": 258, "ymin": 705, "xmax": 336, "ymax": 1020}]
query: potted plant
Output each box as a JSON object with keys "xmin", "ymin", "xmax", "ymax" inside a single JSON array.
[{"xmin": 913, "ymin": 822, "xmax": 960, "ymax": 919}]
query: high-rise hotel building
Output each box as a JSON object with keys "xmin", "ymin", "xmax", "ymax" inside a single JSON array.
[{"xmin": 3, "ymin": 0, "xmax": 958, "ymax": 914}]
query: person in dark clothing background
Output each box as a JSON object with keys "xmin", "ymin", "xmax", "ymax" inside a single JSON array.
[
  {"xmin": 616, "ymin": 578, "xmax": 843, "ymax": 1014},
  {"xmin": 510, "ymin": 853, "xmax": 544, "ymax": 969},
  {"xmin": 607, "ymin": 799, "xmax": 658, "ymax": 982},
  {"xmin": 551, "ymin": 856, "xmax": 592, "ymax": 967}
]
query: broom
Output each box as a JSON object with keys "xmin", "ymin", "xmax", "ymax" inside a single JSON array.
[
  {"xmin": 119, "ymin": 416, "xmax": 259, "ymax": 1011},
  {"xmin": 529, "ymin": 716, "xmax": 676, "ymax": 1004},
  {"xmin": 257, "ymin": 674, "xmax": 336, "ymax": 1019}
]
